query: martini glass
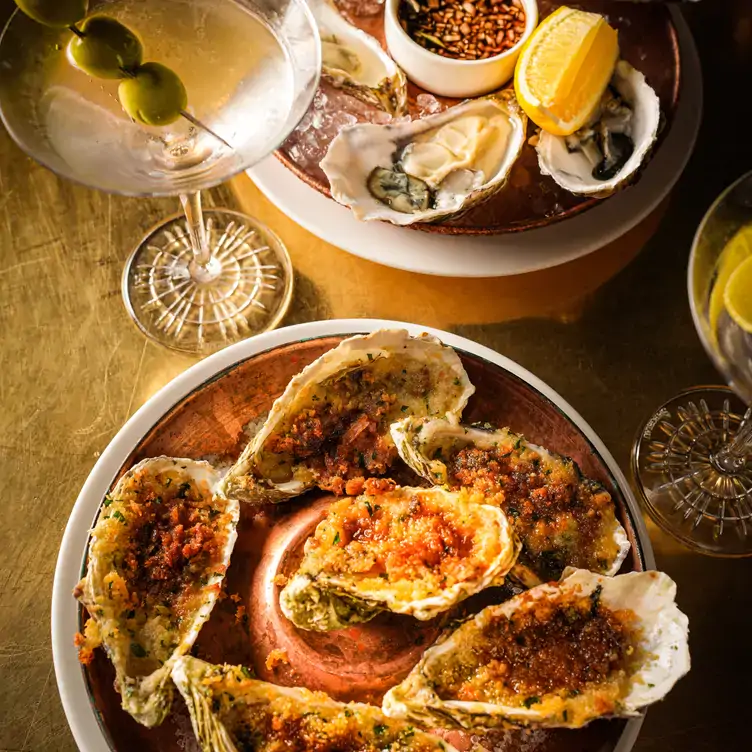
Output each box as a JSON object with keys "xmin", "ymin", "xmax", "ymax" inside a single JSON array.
[
  {"xmin": 632, "ymin": 171, "xmax": 752, "ymax": 556},
  {"xmin": 0, "ymin": 0, "xmax": 320, "ymax": 354}
]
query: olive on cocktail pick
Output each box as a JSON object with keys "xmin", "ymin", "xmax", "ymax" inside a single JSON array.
[
  {"xmin": 14, "ymin": 0, "xmax": 87, "ymax": 28},
  {"xmin": 68, "ymin": 16, "xmax": 143, "ymax": 78},
  {"xmin": 118, "ymin": 62, "xmax": 187, "ymax": 126}
]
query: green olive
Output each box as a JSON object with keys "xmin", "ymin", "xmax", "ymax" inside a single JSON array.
[
  {"xmin": 68, "ymin": 16, "xmax": 143, "ymax": 79},
  {"xmin": 118, "ymin": 62, "xmax": 187, "ymax": 127},
  {"xmin": 15, "ymin": 0, "xmax": 87, "ymax": 28}
]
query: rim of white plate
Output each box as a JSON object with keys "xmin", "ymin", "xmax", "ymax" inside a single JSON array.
[
  {"xmin": 52, "ymin": 320, "xmax": 653, "ymax": 752},
  {"xmin": 249, "ymin": 8, "xmax": 701, "ymax": 277}
]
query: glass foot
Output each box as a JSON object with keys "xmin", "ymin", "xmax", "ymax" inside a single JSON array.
[
  {"xmin": 123, "ymin": 209, "xmax": 293, "ymax": 354},
  {"xmin": 631, "ymin": 386, "xmax": 752, "ymax": 557}
]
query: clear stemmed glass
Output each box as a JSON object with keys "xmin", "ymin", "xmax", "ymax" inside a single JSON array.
[
  {"xmin": 632, "ymin": 171, "xmax": 752, "ymax": 556},
  {"xmin": 0, "ymin": 0, "xmax": 320, "ymax": 353}
]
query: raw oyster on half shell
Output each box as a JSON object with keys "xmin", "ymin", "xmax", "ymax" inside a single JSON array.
[
  {"xmin": 172, "ymin": 655, "xmax": 459, "ymax": 752},
  {"xmin": 220, "ymin": 329, "xmax": 474, "ymax": 504},
  {"xmin": 536, "ymin": 61, "xmax": 661, "ymax": 197},
  {"xmin": 74, "ymin": 457, "xmax": 239, "ymax": 727},
  {"xmin": 280, "ymin": 485, "xmax": 520, "ymax": 631},
  {"xmin": 383, "ymin": 568, "xmax": 690, "ymax": 730},
  {"xmin": 391, "ymin": 418, "xmax": 630, "ymax": 584},
  {"xmin": 321, "ymin": 91, "xmax": 527, "ymax": 225},
  {"xmin": 313, "ymin": 0, "xmax": 408, "ymax": 116}
]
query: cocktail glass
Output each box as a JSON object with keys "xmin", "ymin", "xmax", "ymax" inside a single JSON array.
[
  {"xmin": 0, "ymin": 0, "xmax": 320, "ymax": 353},
  {"xmin": 632, "ymin": 171, "xmax": 752, "ymax": 556}
]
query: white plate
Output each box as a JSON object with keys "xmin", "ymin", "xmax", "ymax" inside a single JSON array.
[
  {"xmin": 249, "ymin": 10, "xmax": 701, "ymax": 278},
  {"xmin": 52, "ymin": 319, "xmax": 654, "ymax": 752}
]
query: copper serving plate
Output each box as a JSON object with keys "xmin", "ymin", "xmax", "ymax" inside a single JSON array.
[
  {"xmin": 77, "ymin": 326, "xmax": 649, "ymax": 751},
  {"xmin": 276, "ymin": 0, "xmax": 681, "ymax": 236}
]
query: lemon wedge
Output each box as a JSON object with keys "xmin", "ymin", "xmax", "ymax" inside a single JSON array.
[
  {"xmin": 724, "ymin": 254, "xmax": 752, "ymax": 334},
  {"xmin": 708, "ymin": 224, "xmax": 752, "ymax": 336},
  {"xmin": 514, "ymin": 6, "xmax": 619, "ymax": 136}
]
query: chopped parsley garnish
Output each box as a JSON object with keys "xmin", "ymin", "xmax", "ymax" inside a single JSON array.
[
  {"xmin": 164, "ymin": 478, "xmax": 172, "ymax": 487},
  {"xmin": 514, "ymin": 437, "xmax": 522, "ymax": 450},
  {"xmin": 522, "ymin": 696, "xmax": 540, "ymax": 708},
  {"xmin": 153, "ymin": 496, "xmax": 162, "ymax": 505},
  {"xmin": 112, "ymin": 510, "xmax": 127, "ymax": 524},
  {"xmin": 176, "ymin": 482, "xmax": 191, "ymax": 499},
  {"xmin": 367, "ymin": 353, "xmax": 374, "ymax": 362},
  {"xmin": 102, "ymin": 495, "xmax": 114, "ymax": 507},
  {"xmin": 208, "ymin": 508, "xmax": 220, "ymax": 519},
  {"xmin": 401, "ymin": 405, "xmax": 409, "ymax": 412},
  {"xmin": 373, "ymin": 724, "xmax": 387, "ymax": 735},
  {"xmin": 240, "ymin": 666, "xmax": 253, "ymax": 679},
  {"xmin": 333, "ymin": 531, "xmax": 341, "ymax": 545},
  {"xmin": 507, "ymin": 507, "xmax": 520, "ymax": 518},
  {"xmin": 364, "ymin": 500, "xmax": 374, "ymax": 516},
  {"xmin": 453, "ymin": 377, "xmax": 461, "ymax": 386},
  {"xmin": 130, "ymin": 643, "xmax": 148, "ymax": 658}
]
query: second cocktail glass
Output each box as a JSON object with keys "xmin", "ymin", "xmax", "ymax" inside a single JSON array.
[{"xmin": 0, "ymin": 0, "xmax": 321, "ymax": 353}]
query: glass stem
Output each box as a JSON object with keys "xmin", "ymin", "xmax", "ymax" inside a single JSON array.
[
  {"xmin": 713, "ymin": 412, "xmax": 752, "ymax": 473},
  {"xmin": 180, "ymin": 192, "xmax": 212, "ymax": 269}
]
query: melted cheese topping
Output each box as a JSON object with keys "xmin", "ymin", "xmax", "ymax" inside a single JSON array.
[
  {"xmin": 262, "ymin": 353, "xmax": 463, "ymax": 495},
  {"xmin": 428, "ymin": 587, "xmax": 640, "ymax": 724},
  {"xmin": 76, "ymin": 465, "xmax": 233, "ymax": 673},
  {"xmin": 299, "ymin": 487, "xmax": 503, "ymax": 603},
  {"xmin": 198, "ymin": 667, "xmax": 452, "ymax": 752},
  {"xmin": 431, "ymin": 434, "xmax": 620, "ymax": 579}
]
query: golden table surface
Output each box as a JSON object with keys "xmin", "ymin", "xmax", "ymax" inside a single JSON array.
[{"xmin": 1, "ymin": 2, "xmax": 751, "ymax": 750}]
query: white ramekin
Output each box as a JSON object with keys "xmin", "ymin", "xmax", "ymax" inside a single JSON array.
[{"xmin": 384, "ymin": 0, "xmax": 539, "ymax": 99}]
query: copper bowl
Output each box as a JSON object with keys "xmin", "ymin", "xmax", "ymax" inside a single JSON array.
[
  {"xmin": 52, "ymin": 320, "xmax": 653, "ymax": 752},
  {"xmin": 276, "ymin": 0, "xmax": 681, "ymax": 236}
]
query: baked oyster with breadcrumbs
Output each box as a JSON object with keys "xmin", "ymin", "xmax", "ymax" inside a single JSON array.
[
  {"xmin": 171, "ymin": 655, "xmax": 458, "ymax": 752},
  {"xmin": 280, "ymin": 484, "xmax": 520, "ymax": 630},
  {"xmin": 383, "ymin": 568, "xmax": 689, "ymax": 730},
  {"xmin": 74, "ymin": 457, "xmax": 239, "ymax": 727},
  {"xmin": 221, "ymin": 329, "xmax": 474, "ymax": 504},
  {"xmin": 392, "ymin": 418, "xmax": 630, "ymax": 584}
]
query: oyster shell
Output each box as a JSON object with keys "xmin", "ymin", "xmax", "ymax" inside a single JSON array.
[
  {"xmin": 74, "ymin": 457, "xmax": 239, "ymax": 727},
  {"xmin": 221, "ymin": 329, "xmax": 474, "ymax": 504},
  {"xmin": 391, "ymin": 418, "xmax": 630, "ymax": 583},
  {"xmin": 280, "ymin": 485, "xmax": 520, "ymax": 631},
  {"xmin": 313, "ymin": 0, "xmax": 408, "ymax": 116},
  {"xmin": 536, "ymin": 61, "xmax": 661, "ymax": 197},
  {"xmin": 383, "ymin": 568, "xmax": 690, "ymax": 730},
  {"xmin": 171, "ymin": 655, "xmax": 459, "ymax": 752},
  {"xmin": 320, "ymin": 92, "xmax": 527, "ymax": 225}
]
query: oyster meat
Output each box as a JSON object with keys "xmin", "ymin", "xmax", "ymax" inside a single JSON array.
[
  {"xmin": 383, "ymin": 568, "xmax": 690, "ymax": 730},
  {"xmin": 221, "ymin": 329, "xmax": 474, "ymax": 503},
  {"xmin": 313, "ymin": 0, "xmax": 407, "ymax": 116},
  {"xmin": 73, "ymin": 457, "xmax": 240, "ymax": 727},
  {"xmin": 536, "ymin": 61, "xmax": 661, "ymax": 197},
  {"xmin": 321, "ymin": 92, "xmax": 527, "ymax": 225},
  {"xmin": 172, "ymin": 655, "xmax": 459, "ymax": 752},
  {"xmin": 392, "ymin": 418, "xmax": 630, "ymax": 583},
  {"xmin": 280, "ymin": 485, "xmax": 520, "ymax": 631}
]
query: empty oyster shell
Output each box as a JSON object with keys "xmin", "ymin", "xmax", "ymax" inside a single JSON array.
[
  {"xmin": 391, "ymin": 418, "xmax": 630, "ymax": 584},
  {"xmin": 172, "ymin": 655, "xmax": 459, "ymax": 752},
  {"xmin": 536, "ymin": 61, "xmax": 661, "ymax": 197},
  {"xmin": 321, "ymin": 91, "xmax": 527, "ymax": 225},
  {"xmin": 313, "ymin": 0, "xmax": 408, "ymax": 116},
  {"xmin": 74, "ymin": 457, "xmax": 239, "ymax": 727},
  {"xmin": 280, "ymin": 485, "xmax": 520, "ymax": 631},
  {"xmin": 220, "ymin": 329, "xmax": 474, "ymax": 504},
  {"xmin": 383, "ymin": 568, "xmax": 690, "ymax": 730}
]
